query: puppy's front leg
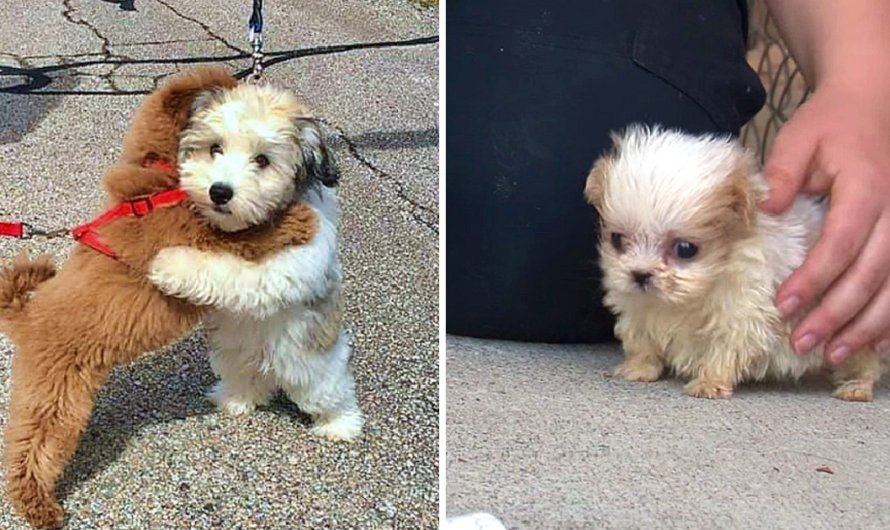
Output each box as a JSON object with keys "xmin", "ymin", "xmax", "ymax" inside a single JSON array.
[
  {"xmin": 4, "ymin": 350, "xmax": 110, "ymax": 529},
  {"xmin": 682, "ymin": 340, "xmax": 742, "ymax": 399},
  {"xmin": 612, "ymin": 323, "xmax": 665, "ymax": 382},
  {"xmin": 684, "ymin": 375, "xmax": 736, "ymax": 399},
  {"xmin": 832, "ymin": 349, "xmax": 883, "ymax": 402},
  {"xmin": 149, "ymin": 243, "xmax": 337, "ymax": 316}
]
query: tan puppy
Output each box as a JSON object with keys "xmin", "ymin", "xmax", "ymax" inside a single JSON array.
[
  {"xmin": 0, "ymin": 68, "xmax": 326, "ymax": 529},
  {"xmin": 584, "ymin": 124, "xmax": 885, "ymax": 401}
]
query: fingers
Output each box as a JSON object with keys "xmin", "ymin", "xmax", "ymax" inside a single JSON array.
[
  {"xmin": 789, "ymin": 212, "xmax": 890, "ymax": 354},
  {"xmin": 824, "ymin": 272, "xmax": 890, "ymax": 365},
  {"xmin": 779, "ymin": 183, "xmax": 880, "ymax": 351},
  {"xmin": 761, "ymin": 115, "xmax": 820, "ymax": 213}
]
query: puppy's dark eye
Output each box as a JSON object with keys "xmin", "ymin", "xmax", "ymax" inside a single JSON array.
[
  {"xmin": 610, "ymin": 233, "xmax": 624, "ymax": 252},
  {"xmin": 674, "ymin": 240, "xmax": 699, "ymax": 259},
  {"xmin": 210, "ymin": 144, "xmax": 223, "ymax": 156},
  {"xmin": 255, "ymin": 154, "xmax": 270, "ymax": 168}
]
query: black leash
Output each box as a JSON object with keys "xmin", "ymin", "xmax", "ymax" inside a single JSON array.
[{"xmin": 247, "ymin": 0, "xmax": 264, "ymax": 82}]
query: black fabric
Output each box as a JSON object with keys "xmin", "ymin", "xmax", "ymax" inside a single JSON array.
[{"xmin": 446, "ymin": 0, "xmax": 766, "ymax": 343}]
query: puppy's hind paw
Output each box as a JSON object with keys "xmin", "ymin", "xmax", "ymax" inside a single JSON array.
[
  {"xmin": 613, "ymin": 360, "xmax": 663, "ymax": 382},
  {"xmin": 23, "ymin": 501, "xmax": 65, "ymax": 530},
  {"xmin": 833, "ymin": 381, "xmax": 874, "ymax": 402},
  {"xmin": 684, "ymin": 379, "xmax": 733, "ymax": 399},
  {"xmin": 311, "ymin": 410, "xmax": 364, "ymax": 442},
  {"xmin": 11, "ymin": 482, "xmax": 65, "ymax": 529}
]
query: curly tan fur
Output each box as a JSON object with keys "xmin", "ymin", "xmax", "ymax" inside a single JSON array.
[{"xmin": 0, "ymin": 67, "xmax": 318, "ymax": 529}]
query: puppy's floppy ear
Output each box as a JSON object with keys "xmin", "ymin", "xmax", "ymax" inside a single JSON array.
[
  {"xmin": 584, "ymin": 156, "xmax": 612, "ymax": 211},
  {"xmin": 294, "ymin": 118, "xmax": 340, "ymax": 188},
  {"xmin": 585, "ymin": 131, "xmax": 625, "ymax": 211},
  {"xmin": 729, "ymin": 177, "xmax": 756, "ymax": 235},
  {"xmin": 726, "ymin": 156, "xmax": 763, "ymax": 235}
]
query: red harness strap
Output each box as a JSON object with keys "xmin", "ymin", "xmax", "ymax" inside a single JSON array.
[
  {"xmin": 69, "ymin": 188, "xmax": 188, "ymax": 258},
  {"xmin": 69, "ymin": 158, "xmax": 186, "ymax": 258},
  {"xmin": 0, "ymin": 157, "xmax": 187, "ymax": 259}
]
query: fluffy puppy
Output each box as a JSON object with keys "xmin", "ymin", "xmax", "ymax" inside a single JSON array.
[
  {"xmin": 584, "ymin": 124, "xmax": 886, "ymax": 401},
  {"xmin": 0, "ymin": 68, "xmax": 319, "ymax": 529},
  {"xmin": 148, "ymin": 82, "xmax": 364, "ymax": 441}
]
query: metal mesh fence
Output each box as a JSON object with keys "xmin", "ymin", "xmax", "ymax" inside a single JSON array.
[{"xmin": 740, "ymin": 0, "xmax": 811, "ymax": 162}]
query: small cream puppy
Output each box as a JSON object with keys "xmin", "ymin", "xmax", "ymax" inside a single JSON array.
[
  {"xmin": 584, "ymin": 124, "xmax": 885, "ymax": 401},
  {"xmin": 149, "ymin": 82, "xmax": 363, "ymax": 440}
]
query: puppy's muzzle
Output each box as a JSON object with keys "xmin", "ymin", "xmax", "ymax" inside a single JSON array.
[{"xmin": 209, "ymin": 182, "xmax": 234, "ymax": 206}]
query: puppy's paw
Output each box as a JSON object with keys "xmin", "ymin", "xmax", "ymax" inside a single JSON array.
[
  {"xmin": 311, "ymin": 410, "xmax": 364, "ymax": 442},
  {"xmin": 148, "ymin": 246, "xmax": 201, "ymax": 295},
  {"xmin": 207, "ymin": 384, "xmax": 260, "ymax": 416},
  {"xmin": 833, "ymin": 381, "xmax": 874, "ymax": 402},
  {"xmin": 613, "ymin": 360, "xmax": 663, "ymax": 382},
  {"xmin": 684, "ymin": 379, "xmax": 733, "ymax": 399}
]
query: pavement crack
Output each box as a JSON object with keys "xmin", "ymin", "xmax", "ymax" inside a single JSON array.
[
  {"xmin": 319, "ymin": 119, "xmax": 438, "ymax": 235},
  {"xmin": 17, "ymin": 52, "xmax": 106, "ymax": 61},
  {"xmin": 61, "ymin": 0, "xmax": 139, "ymax": 92},
  {"xmin": 152, "ymin": 0, "xmax": 246, "ymax": 54},
  {"xmin": 62, "ymin": 0, "xmax": 117, "ymax": 59}
]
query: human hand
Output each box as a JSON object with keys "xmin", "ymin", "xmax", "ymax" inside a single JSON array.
[{"xmin": 759, "ymin": 83, "xmax": 890, "ymax": 365}]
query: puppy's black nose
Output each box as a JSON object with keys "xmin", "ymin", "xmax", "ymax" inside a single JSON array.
[
  {"xmin": 631, "ymin": 271, "xmax": 652, "ymax": 288},
  {"xmin": 209, "ymin": 183, "xmax": 234, "ymax": 205}
]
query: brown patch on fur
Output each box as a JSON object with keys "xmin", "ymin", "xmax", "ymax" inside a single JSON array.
[
  {"xmin": 0, "ymin": 67, "xmax": 317, "ymax": 528},
  {"xmin": 688, "ymin": 167, "xmax": 760, "ymax": 247},
  {"xmin": 726, "ymin": 165, "xmax": 760, "ymax": 235},
  {"xmin": 304, "ymin": 289, "xmax": 345, "ymax": 353},
  {"xmin": 583, "ymin": 155, "xmax": 612, "ymax": 211}
]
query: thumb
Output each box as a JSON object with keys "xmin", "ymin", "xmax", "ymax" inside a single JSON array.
[{"xmin": 760, "ymin": 115, "xmax": 819, "ymax": 213}]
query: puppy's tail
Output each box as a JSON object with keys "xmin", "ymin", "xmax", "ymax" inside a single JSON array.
[{"xmin": 0, "ymin": 252, "xmax": 56, "ymax": 322}]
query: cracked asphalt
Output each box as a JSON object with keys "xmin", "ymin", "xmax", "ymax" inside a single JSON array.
[{"xmin": 0, "ymin": 1, "xmax": 438, "ymax": 528}]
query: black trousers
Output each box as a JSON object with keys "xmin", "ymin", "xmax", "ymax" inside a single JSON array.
[{"xmin": 446, "ymin": 0, "xmax": 766, "ymax": 343}]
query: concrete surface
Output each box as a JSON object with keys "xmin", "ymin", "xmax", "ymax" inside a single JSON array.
[
  {"xmin": 446, "ymin": 336, "xmax": 890, "ymax": 530},
  {"xmin": 0, "ymin": 1, "xmax": 438, "ymax": 528}
]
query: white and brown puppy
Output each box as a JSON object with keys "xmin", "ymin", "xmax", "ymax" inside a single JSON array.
[
  {"xmin": 149, "ymin": 82, "xmax": 364, "ymax": 440},
  {"xmin": 584, "ymin": 124, "xmax": 885, "ymax": 401}
]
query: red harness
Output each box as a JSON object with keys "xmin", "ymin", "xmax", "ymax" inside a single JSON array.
[{"xmin": 0, "ymin": 158, "xmax": 187, "ymax": 259}]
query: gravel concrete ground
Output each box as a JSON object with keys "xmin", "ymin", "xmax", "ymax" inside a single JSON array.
[
  {"xmin": 447, "ymin": 336, "xmax": 890, "ymax": 530},
  {"xmin": 0, "ymin": 1, "xmax": 438, "ymax": 528}
]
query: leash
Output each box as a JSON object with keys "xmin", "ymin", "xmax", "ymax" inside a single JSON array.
[
  {"xmin": 247, "ymin": 0, "xmax": 265, "ymax": 83},
  {"xmin": 0, "ymin": 158, "xmax": 187, "ymax": 259},
  {"xmin": 0, "ymin": 222, "xmax": 68, "ymax": 241}
]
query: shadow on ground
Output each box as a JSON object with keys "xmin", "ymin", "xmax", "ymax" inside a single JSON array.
[
  {"xmin": 0, "ymin": 70, "xmax": 79, "ymax": 145},
  {"xmin": 54, "ymin": 331, "xmax": 313, "ymax": 501},
  {"xmin": 348, "ymin": 128, "xmax": 438, "ymax": 150}
]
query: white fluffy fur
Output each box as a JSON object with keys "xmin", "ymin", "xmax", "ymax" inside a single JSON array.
[
  {"xmin": 149, "ymin": 82, "xmax": 362, "ymax": 439},
  {"xmin": 587, "ymin": 124, "xmax": 885, "ymax": 400},
  {"xmin": 148, "ymin": 189, "xmax": 340, "ymax": 320},
  {"xmin": 151, "ymin": 186, "xmax": 363, "ymax": 440},
  {"xmin": 179, "ymin": 84, "xmax": 312, "ymax": 232}
]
